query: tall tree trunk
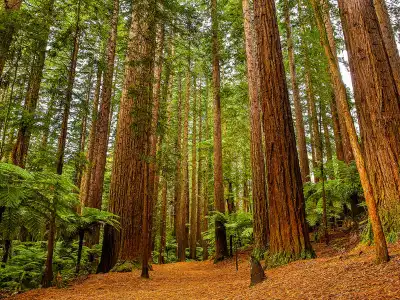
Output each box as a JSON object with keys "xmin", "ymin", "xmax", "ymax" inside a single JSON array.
[
  {"xmin": 283, "ymin": 0, "xmax": 310, "ymax": 183},
  {"xmin": 312, "ymin": 0, "xmax": 389, "ymax": 263},
  {"xmin": 196, "ymin": 83, "xmax": 203, "ymax": 243},
  {"xmin": 311, "ymin": 0, "xmax": 353, "ymax": 164},
  {"xmin": 11, "ymin": 0, "xmax": 55, "ymax": 168},
  {"xmin": 80, "ymin": 64, "xmax": 102, "ymax": 208},
  {"xmin": 253, "ymin": 0, "xmax": 313, "ymax": 261},
  {"xmin": 373, "ymin": 0, "xmax": 400, "ymax": 94},
  {"xmin": 148, "ymin": 24, "xmax": 165, "ymax": 259},
  {"xmin": 0, "ymin": 0, "xmax": 22, "ymax": 78},
  {"xmin": 202, "ymin": 80, "xmax": 210, "ymax": 261},
  {"xmin": 56, "ymin": 0, "xmax": 81, "ymax": 175},
  {"xmin": 322, "ymin": 105, "xmax": 333, "ymax": 163},
  {"xmin": 97, "ymin": 0, "xmax": 156, "ymax": 272},
  {"xmin": 86, "ymin": 0, "xmax": 119, "ymax": 246},
  {"xmin": 177, "ymin": 68, "xmax": 190, "ymax": 262},
  {"xmin": 173, "ymin": 73, "xmax": 183, "ymax": 239},
  {"xmin": 189, "ymin": 76, "xmax": 197, "ymax": 260},
  {"xmin": 211, "ymin": 0, "xmax": 229, "ymax": 262},
  {"xmin": 329, "ymin": 92, "xmax": 344, "ymax": 161},
  {"xmin": 74, "ymin": 68, "xmax": 93, "ymax": 188},
  {"xmin": 338, "ymin": 0, "xmax": 400, "ymax": 235},
  {"xmin": 158, "ymin": 177, "xmax": 168, "ymax": 264},
  {"xmin": 42, "ymin": 211, "xmax": 55, "ymax": 287}
]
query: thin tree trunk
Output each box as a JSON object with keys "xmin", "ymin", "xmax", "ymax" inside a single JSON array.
[
  {"xmin": 283, "ymin": 0, "xmax": 310, "ymax": 183},
  {"xmin": 211, "ymin": 0, "xmax": 229, "ymax": 262},
  {"xmin": 158, "ymin": 178, "xmax": 167, "ymax": 264},
  {"xmin": 0, "ymin": 0, "xmax": 22, "ymax": 78},
  {"xmin": 56, "ymin": 0, "xmax": 81, "ymax": 175},
  {"xmin": 253, "ymin": 0, "xmax": 313, "ymax": 260},
  {"xmin": 196, "ymin": 82, "xmax": 203, "ymax": 243},
  {"xmin": 329, "ymin": 92, "xmax": 344, "ymax": 161},
  {"xmin": 189, "ymin": 76, "xmax": 197, "ymax": 260},
  {"xmin": 178, "ymin": 68, "xmax": 190, "ymax": 262},
  {"xmin": 86, "ymin": 0, "xmax": 119, "ymax": 247},
  {"xmin": 311, "ymin": 0, "xmax": 353, "ymax": 164},
  {"xmin": 80, "ymin": 64, "xmax": 102, "ymax": 208},
  {"xmin": 42, "ymin": 211, "xmax": 56, "ymax": 287},
  {"xmin": 11, "ymin": 0, "xmax": 55, "ymax": 168},
  {"xmin": 173, "ymin": 73, "xmax": 183, "ymax": 239},
  {"xmin": 148, "ymin": 24, "xmax": 165, "ymax": 259}
]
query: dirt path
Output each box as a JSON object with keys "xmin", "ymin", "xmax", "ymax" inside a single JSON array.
[{"xmin": 13, "ymin": 242, "xmax": 400, "ymax": 300}]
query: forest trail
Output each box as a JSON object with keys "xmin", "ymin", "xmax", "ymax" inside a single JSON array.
[{"xmin": 13, "ymin": 237, "xmax": 400, "ymax": 300}]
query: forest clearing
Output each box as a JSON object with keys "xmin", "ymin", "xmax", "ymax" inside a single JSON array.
[
  {"xmin": 1, "ymin": 0, "xmax": 400, "ymax": 298},
  {"xmin": 12, "ymin": 235, "xmax": 400, "ymax": 299}
]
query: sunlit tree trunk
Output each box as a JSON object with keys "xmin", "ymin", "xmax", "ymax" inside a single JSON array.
[
  {"xmin": 253, "ymin": 0, "xmax": 313, "ymax": 260},
  {"xmin": 373, "ymin": 0, "xmax": 400, "ymax": 93},
  {"xmin": 311, "ymin": 0, "xmax": 389, "ymax": 263},
  {"xmin": 97, "ymin": 0, "xmax": 156, "ymax": 273},
  {"xmin": 338, "ymin": 0, "xmax": 400, "ymax": 237}
]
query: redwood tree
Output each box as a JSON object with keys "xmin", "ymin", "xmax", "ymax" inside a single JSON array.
[
  {"xmin": 242, "ymin": 0, "xmax": 268, "ymax": 250},
  {"xmin": 253, "ymin": 0, "xmax": 313, "ymax": 261},
  {"xmin": 97, "ymin": 0, "xmax": 156, "ymax": 273},
  {"xmin": 338, "ymin": 0, "xmax": 400, "ymax": 237},
  {"xmin": 211, "ymin": 0, "xmax": 228, "ymax": 261}
]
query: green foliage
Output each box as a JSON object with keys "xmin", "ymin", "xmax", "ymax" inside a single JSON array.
[{"xmin": 304, "ymin": 160, "xmax": 362, "ymax": 227}]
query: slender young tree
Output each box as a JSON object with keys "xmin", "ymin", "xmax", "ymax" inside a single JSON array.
[
  {"xmin": 253, "ymin": 0, "xmax": 313, "ymax": 261},
  {"xmin": 211, "ymin": 0, "xmax": 229, "ymax": 261},
  {"xmin": 283, "ymin": 0, "xmax": 310, "ymax": 183},
  {"xmin": 0, "ymin": 0, "xmax": 22, "ymax": 78},
  {"xmin": 55, "ymin": 0, "xmax": 81, "ymax": 175},
  {"xmin": 189, "ymin": 76, "xmax": 197, "ymax": 259},
  {"xmin": 11, "ymin": 0, "xmax": 55, "ymax": 168}
]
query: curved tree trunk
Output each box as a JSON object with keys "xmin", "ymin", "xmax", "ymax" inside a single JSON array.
[{"xmin": 338, "ymin": 0, "xmax": 400, "ymax": 234}]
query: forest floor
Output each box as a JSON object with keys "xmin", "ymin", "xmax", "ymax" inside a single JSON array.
[{"xmin": 12, "ymin": 232, "xmax": 400, "ymax": 300}]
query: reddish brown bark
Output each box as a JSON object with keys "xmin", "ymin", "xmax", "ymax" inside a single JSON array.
[
  {"xmin": 189, "ymin": 76, "xmax": 197, "ymax": 260},
  {"xmin": 338, "ymin": 0, "xmax": 400, "ymax": 230},
  {"xmin": 158, "ymin": 177, "xmax": 168, "ymax": 264},
  {"xmin": 253, "ymin": 0, "xmax": 312, "ymax": 259},
  {"xmin": 211, "ymin": 0, "xmax": 228, "ymax": 261},
  {"xmin": 374, "ymin": 0, "xmax": 400, "ymax": 94},
  {"xmin": 80, "ymin": 65, "xmax": 102, "ymax": 207},
  {"xmin": 283, "ymin": 0, "xmax": 310, "ymax": 183},
  {"xmin": 97, "ymin": 0, "xmax": 156, "ymax": 272},
  {"xmin": 312, "ymin": 0, "xmax": 389, "ymax": 263}
]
